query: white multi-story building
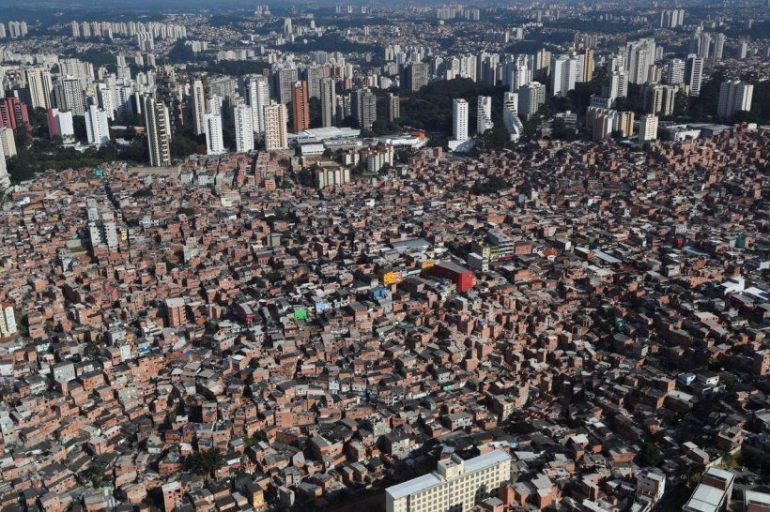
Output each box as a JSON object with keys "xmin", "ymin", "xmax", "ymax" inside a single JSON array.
[
  {"xmin": 685, "ymin": 54, "xmax": 704, "ymax": 97},
  {"xmin": 385, "ymin": 450, "xmax": 512, "ymax": 512},
  {"xmin": 233, "ymin": 104, "xmax": 254, "ymax": 153},
  {"xmin": 452, "ymin": 98, "xmax": 468, "ymax": 142},
  {"xmin": 86, "ymin": 104, "xmax": 110, "ymax": 146},
  {"xmin": 717, "ymin": 80, "xmax": 754, "ymax": 118},
  {"xmin": 143, "ymin": 95, "xmax": 172, "ymax": 167},
  {"xmin": 244, "ymin": 75, "xmax": 270, "ymax": 136},
  {"xmin": 192, "ymin": 79, "xmax": 207, "ymax": 136},
  {"xmin": 625, "ymin": 39, "xmax": 657, "ymax": 85},
  {"xmin": 0, "ymin": 128, "xmax": 16, "ymax": 159},
  {"xmin": 26, "ymin": 67, "xmax": 54, "ymax": 110},
  {"xmin": 205, "ymin": 113, "xmax": 225, "ymax": 155},
  {"xmin": 0, "ymin": 303, "xmax": 17, "ymax": 338},
  {"xmin": 263, "ymin": 102, "xmax": 288, "ymax": 151},
  {"xmin": 477, "ymin": 95, "xmax": 493, "ymax": 134},
  {"xmin": 639, "ymin": 114, "xmax": 659, "ymax": 142},
  {"xmin": 0, "ymin": 143, "xmax": 9, "ymax": 191},
  {"xmin": 551, "ymin": 55, "xmax": 578, "ymax": 96},
  {"xmin": 320, "ymin": 78, "xmax": 336, "ymax": 128},
  {"xmin": 637, "ymin": 469, "xmax": 666, "ymax": 504},
  {"xmin": 503, "ymin": 92, "xmax": 524, "ymax": 142},
  {"xmin": 518, "ymin": 82, "xmax": 546, "ymax": 119}
]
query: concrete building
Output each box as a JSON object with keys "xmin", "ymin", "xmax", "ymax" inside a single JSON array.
[
  {"xmin": 477, "ymin": 95, "xmax": 493, "ymax": 134},
  {"xmin": 264, "ymin": 102, "xmax": 288, "ymax": 151},
  {"xmin": 518, "ymin": 82, "xmax": 546, "ymax": 119},
  {"xmin": 714, "ymin": 33, "xmax": 726, "ymax": 61},
  {"xmin": 685, "ymin": 54, "xmax": 704, "ymax": 97},
  {"xmin": 387, "ymin": 93, "xmax": 400, "ymax": 122},
  {"xmin": 291, "ymin": 81, "xmax": 310, "ymax": 132},
  {"xmin": 625, "ymin": 39, "xmax": 657, "ymax": 85},
  {"xmin": 85, "ymin": 104, "xmax": 110, "ymax": 146},
  {"xmin": 385, "ymin": 450, "xmax": 512, "ymax": 512},
  {"xmin": 403, "ymin": 62, "xmax": 430, "ymax": 92},
  {"xmin": 503, "ymin": 92, "xmax": 523, "ymax": 142},
  {"xmin": 353, "ymin": 88, "xmax": 377, "ymax": 131},
  {"xmin": 745, "ymin": 490, "xmax": 770, "ymax": 512},
  {"xmin": 320, "ymin": 78, "xmax": 336, "ymax": 128},
  {"xmin": 233, "ymin": 103, "xmax": 254, "ymax": 153},
  {"xmin": 665, "ymin": 59, "xmax": 686, "ymax": 86},
  {"xmin": 587, "ymin": 107, "xmax": 635, "ymax": 140},
  {"xmin": 639, "ymin": 114, "xmax": 658, "ymax": 142},
  {"xmin": 453, "ymin": 99, "xmax": 469, "ymax": 142},
  {"xmin": 47, "ymin": 108, "xmax": 75, "ymax": 143},
  {"xmin": 244, "ymin": 75, "xmax": 270, "ymax": 136},
  {"xmin": 273, "ymin": 67, "xmax": 298, "ymax": 106},
  {"xmin": 0, "ymin": 143, "xmax": 8, "ymax": 191},
  {"xmin": 644, "ymin": 84, "xmax": 678, "ymax": 116},
  {"xmin": 717, "ymin": 80, "xmax": 754, "ymax": 118},
  {"xmin": 682, "ymin": 468, "xmax": 734, "ymax": 512},
  {"xmin": 550, "ymin": 54, "xmax": 578, "ymax": 96},
  {"xmin": 143, "ymin": 95, "xmax": 172, "ymax": 167},
  {"xmin": 191, "ymin": 79, "xmax": 207, "ymax": 136},
  {"xmin": 0, "ymin": 303, "xmax": 16, "ymax": 337},
  {"xmin": 636, "ymin": 469, "xmax": 666, "ymax": 504},
  {"xmin": 25, "ymin": 67, "xmax": 54, "ymax": 110},
  {"xmin": 0, "ymin": 128, "xmax": 16, "ymax": 159},
  {"xmin": 54, "ymin": 77, "xmax": 86, "ymax": 115},
  {"xmin": 205, "ymin": 113, "xmax": 225, "ymax": 155}
]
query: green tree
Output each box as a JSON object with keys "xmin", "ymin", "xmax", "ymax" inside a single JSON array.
[
  {"xmin": 686, "ymin": 463, "xmax": 706, "ymax": 487},
  {"xmin": 636, "ymin": 442, "xmax": 664, "ymax": 467},
  {"xmin": 189, "ymin": 448, "xmax": 225, "ymax": 477}
]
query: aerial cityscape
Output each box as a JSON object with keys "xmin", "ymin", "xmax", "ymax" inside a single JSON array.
[{"xmin": 0, "ymin": 1, "xmax": 769, "ymax": 512}]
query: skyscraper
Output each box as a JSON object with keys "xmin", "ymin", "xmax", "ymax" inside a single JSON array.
[
  {"xmin": 0, "ymin": 128, "xmax": 16, "ymax": 158},
  {"xmin": 263, "ymin": 102, "xmax": 288, "ymax": 151},
  {"xmin": 386, "ymin": 93, "xmax": 400, "ymax": 122},
  {"xmin": 320, "ymin": 78, "xmax": 336, "ymax": 128},
  {"xmin": 233, "ymin": 104, "xmax": 254, "ymax": 153},
  {"xmin": 205, "ymin": 113, "xmax": 225, "ymax": 155},
  {"xmin": 717, "ymin": 80, "xmax": 754, "ymax": 118},
  {"xmin": 534, "ymin": 48, "xmax": 552, "ymax": 78},
  {"xmin": 274, "ymin": 68, "xmax": 298, "ymax": 105},
  {"xmin": 685, "ymin": 54, "xmax": 704, "ymax": 97},
  {"xmin": 291, "ymin": 81, "xmax": 310, "ymax": 132},
  {"xmin": 86, "ymin": 104, "xmax": 110, "ymax": 146},
  {"xmin": 244, "ymin": 75, "xmax": 270, "ymax": 136},
  {"xmin": 740, "ymin": 40, "xmax": 749, "ymax": 59},
  {"xmin": 0, "ymin": 142, "xmax": 9, "ymax": 190},
  {"xmin": 477, "ymin": 95, "xmax": 493, "ymax": 134},
  {"xmin": 452, "ymin": 99, "xmax": 468, "ymax": 142},
  {"xmin": 307, "ymin": 65, "xmax": 326, "ymax": 100},
  {"xmin": 54, "ymin": 77, "xmax": 86, "ymax": 115},
  {"xmin": 25, "ymin": 68, "xmax": 54, "ymax": 110},
  {"xmin": 143, "ymin": 95, "xmax": 172, "ymax": 167},
  {"xmin": 625, "ymin": 39, "xmax": 657, "ymax": 85},
  {"xmin": 354, "ymin": 88, "xmax": 377, "ymax": 131},
  {"xmin": 191, "ymin": 79, "xmax": 207, "ymax": 136},
  {"xmin": 580, "ymin": 47, "xmax": 595, "ymax": 82},
  {"xmin": 550, "ymin": 55, "xmax": 578, "ymax": 96},
  {"xmin": 665, "ymin": 59, "xmax": 686, "ymax": 85},
  {"xmin": 638, "ymin": 114, "xmax": 659, "ymax": 142},
  {"xmin": 518, "ymin": 82, "xmax": 546, "ymax": 119},
  {"xmin": 643, "ymin": 84, "xmax": 678, "ymax": 116},
  {"xmin": 503, "ymin": 92, "xmax": 523, "ymax": 142},
  {"xmin": 403, "ymin": 62, "xmax": 430, "ymax": 92},
  {"xmin": 714, "ymin": 33, "xmax": 726, "ymax": 61}
]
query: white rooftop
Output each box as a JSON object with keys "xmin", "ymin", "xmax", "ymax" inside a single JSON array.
[
  {"xmin": 386, "ymin": 450, "xmax": 511, "ymax": 500},
  {"xmin": 683, "ymin": 484, "xmax": 725, "ymax": 512}
]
